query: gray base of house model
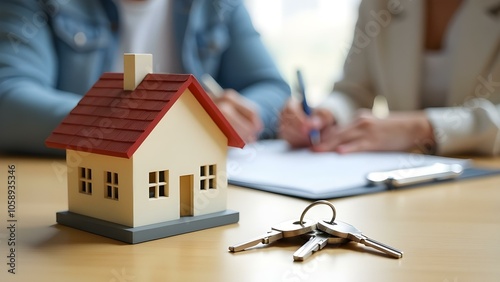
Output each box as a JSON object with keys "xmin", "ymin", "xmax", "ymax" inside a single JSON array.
[{"xmin": 56, "ymin": 210, "xmax": 239, "ymax": 244}]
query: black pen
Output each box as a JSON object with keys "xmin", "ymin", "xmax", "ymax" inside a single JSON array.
[{"xmin": 296, "ymin": 70, "xmax": 320, "ymax": 146}]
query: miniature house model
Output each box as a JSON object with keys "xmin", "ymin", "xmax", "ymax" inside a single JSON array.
[{"xmin": 45, "ymin": 54, "xmax": 244, "ymax": 243}]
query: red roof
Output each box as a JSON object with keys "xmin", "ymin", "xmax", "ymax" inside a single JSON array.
[{"xmin": 45, "ymin": 73, "xmax": 245, "ymax": 158}]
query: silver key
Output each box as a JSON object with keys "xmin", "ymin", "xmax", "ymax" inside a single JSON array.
[
  {"xmin": 318, "ymin": 220, "xmax": 403, "ymax": 259},
  {"xmin": 229, "ymin": 218, "xmax": 317, "ymax": 252},
  {"xmin": 293, "ymin": 230, "xmax": 348, "ymax": 261}
]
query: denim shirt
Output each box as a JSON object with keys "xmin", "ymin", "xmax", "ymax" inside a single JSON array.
[
  {"xmin": 0, "ymin": 0, "xmax": 290, "ymax": 154},
  {"xmin": 50, "ymin": 0, "xmax": 118, "ymax": 95}
]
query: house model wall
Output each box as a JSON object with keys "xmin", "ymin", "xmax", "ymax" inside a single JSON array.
[{"xmin": 45, "ymin": 54, "xmax": 244, "ymax": 243}]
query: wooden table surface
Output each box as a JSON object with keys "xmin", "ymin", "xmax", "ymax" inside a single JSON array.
[{"xmin": 0, "ymin": 155, "xmax": 499, "ymax": 282}]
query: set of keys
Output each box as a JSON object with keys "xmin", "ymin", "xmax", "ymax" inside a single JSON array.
[{"xmin": 229, "ymin": 200, "xmax": 403, "ymax": 261}]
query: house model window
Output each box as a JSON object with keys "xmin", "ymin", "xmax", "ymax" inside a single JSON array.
[
  {"xmin": 149, "ymin": 170, "xmax": 168, "ymax": 199},
  {"xmin": 200, "ymin": 164, "xmax": 216, "ymax": 190},
  {"xmin": 105, "ymin": 171, "xmax": 119, "ymax": 200},
  {"xmin": 79, "ymin": 167, "xmax": 93, "ymax": 195}
]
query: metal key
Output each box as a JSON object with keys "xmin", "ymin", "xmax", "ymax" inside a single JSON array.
[
  {"xmin": 318, "ymin": 220, "xmax": 403, "ymax": 259},
  {"xmin": 229, "ymin": 218, "xmax": 317, "ymax": 252},
  {"xmin": 293, "ymin": 230, "xmax": 348, "ymax": 261}
]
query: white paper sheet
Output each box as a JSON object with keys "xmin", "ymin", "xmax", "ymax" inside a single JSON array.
[{"xmin": 227, "ymin": 140, "xmax": 470, "ymax": 199}]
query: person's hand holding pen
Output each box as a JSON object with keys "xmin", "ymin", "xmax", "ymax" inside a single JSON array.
[
  {"xmin": 279, "ymin": 99, "xmax": 334, "ymax": 148},
  {"xmin": 201, "ymin": 74, "xmax": 263, "ymax": 143},
  {"xmin": 279, "ymin": 88, "xmax": 436, "ymax": 153},
  {"xmin": 278, "ymin": 70, "xmax": 335, "ymax": 148}
]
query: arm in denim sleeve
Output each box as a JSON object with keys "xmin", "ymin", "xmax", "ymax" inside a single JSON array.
[
  {"xmin": 0, "ymin": 1, "xmax": 81, "ymax": 155},
  {"xmin": 216, "ymin": 2, "xmax": 291, "ymax": 139}
]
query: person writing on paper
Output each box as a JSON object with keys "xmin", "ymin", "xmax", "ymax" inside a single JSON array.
[
  {"xmin": 0, "ymin": 0, "xmax": 290, "ymax": 155},
  {"xmin": 279, "ymin": 0, "xmax": 500, "ymax": 156}
]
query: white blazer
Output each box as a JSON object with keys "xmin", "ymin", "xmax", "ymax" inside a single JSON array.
[{"xmin": 322, "ymin": 0, "xmax": 500, "ymax": 155}]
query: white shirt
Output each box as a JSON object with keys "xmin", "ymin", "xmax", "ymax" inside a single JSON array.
[
  {"xmin": 421, "ymin": 50, "xmax": 449, "ymax": 108},
  {"xmin": 113, "ymin": 0, "xmax": 182, "ymax": 73}
]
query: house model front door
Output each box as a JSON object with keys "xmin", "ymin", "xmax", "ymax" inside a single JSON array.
[{"xmin": 179, "ymin": 174, "xmax": 194, "ymax": 216}]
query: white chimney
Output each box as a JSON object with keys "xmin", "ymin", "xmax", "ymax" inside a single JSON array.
[{"xmin": 123, "ymin": 53, "xmax": 153, "ymax": 91}]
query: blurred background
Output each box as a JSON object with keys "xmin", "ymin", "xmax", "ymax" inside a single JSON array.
[{"xmin": 245, "ymin": 0, "xmax": 361, "ymax": 105}]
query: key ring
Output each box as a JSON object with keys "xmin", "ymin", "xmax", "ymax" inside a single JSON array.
[{"xmin": 299, "ymin": 200, "xmax": 336, "ymax": 224}]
